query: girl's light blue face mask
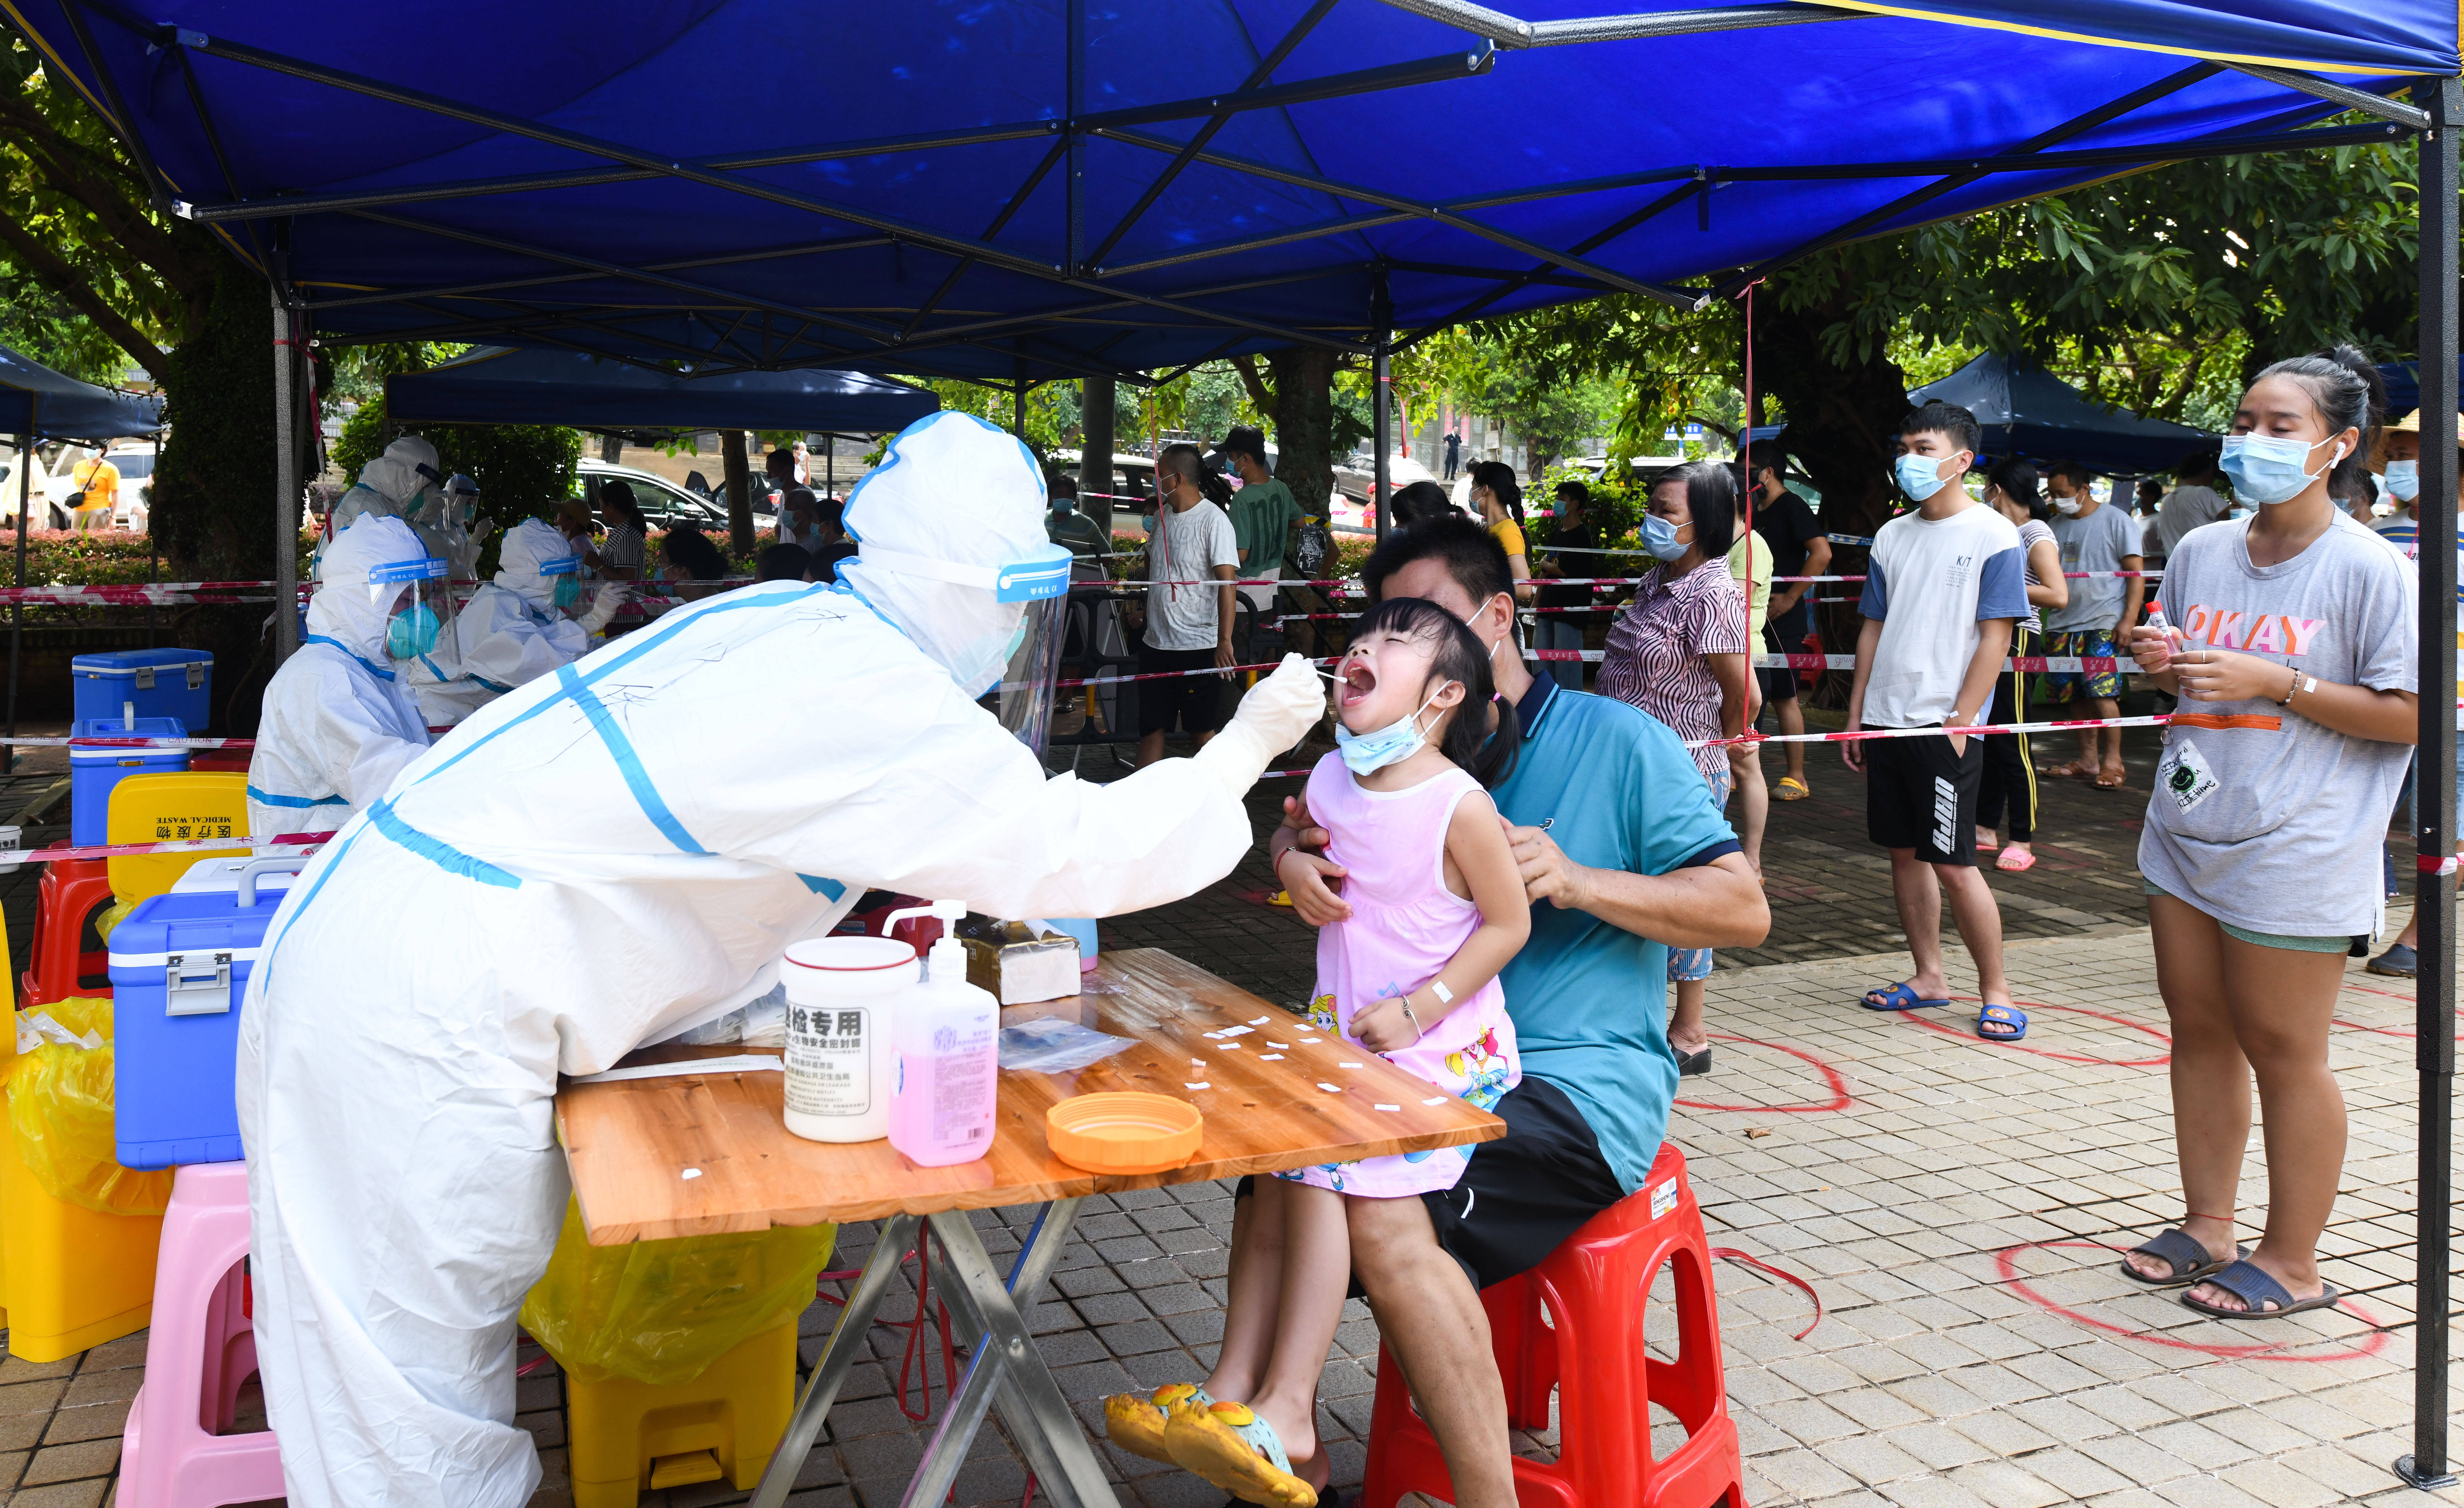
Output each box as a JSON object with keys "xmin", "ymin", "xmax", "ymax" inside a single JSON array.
[
  {"xmin": 2220, "ymin": 432, "xmax": 2344, "ymax": 506},
  {"xmin": 2384, "ymin": 458, "xmax": 2421, "ymax": 502},
  {"xmin": 1641, "ymin": 513, "xmax": 1689, "ymax": 562},
  {"xmin": 1892, "ymin": 451, "xmax": 1957, "ymax": 502},
  {"xmin": 1332, "ymin": 681, "xmax": 1448, "ymax": 777}
]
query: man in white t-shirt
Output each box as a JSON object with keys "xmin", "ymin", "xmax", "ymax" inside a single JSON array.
[
  {"xmin": 2156, "ymin": 449, "xmax": 2229, "ymax": 559},
  {"xmin": 1136, "ymin": 444, "xmax": 1241, "ymax": 769},
  {"xmin": 1846, "ymin": 401, "xmax": 2031, "ymax": 1037}
]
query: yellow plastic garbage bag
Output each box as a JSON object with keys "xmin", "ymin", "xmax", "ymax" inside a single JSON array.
[
  {"xmin": 4, "ymin": 997, "xmax": 175, "ymax": 1217},
  {"xmin": 519, "ymin": 1197, "xmax": 836, "ymax": 1387}
]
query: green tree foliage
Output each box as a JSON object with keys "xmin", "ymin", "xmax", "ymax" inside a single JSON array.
[
  {"xmin": 332, "ymin": 397, "xmax": 583, "ymax": 522},
  {"xmin": 1486, "ymin": 130, "xmax": 2425, "ymax": 533}
]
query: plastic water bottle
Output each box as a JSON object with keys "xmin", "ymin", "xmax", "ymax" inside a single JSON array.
[{"xmin": 888, "ymin": 901, "xmax": 1001, "ymax": 1168}]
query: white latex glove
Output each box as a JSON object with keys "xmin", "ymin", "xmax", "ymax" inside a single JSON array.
[
  {"xmin": 579, "ymin": 581, "xmax": 633, "ymax": 634},
  {"xmin": 1192, "ymin": 653, "xmax": 1329, "ymax": 799},
  {"xmin": 470, "ymin": 517, "xmax": 496, "ymax": 546}
]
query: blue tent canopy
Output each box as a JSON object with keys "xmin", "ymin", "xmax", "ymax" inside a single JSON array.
[
  {"xmin": 1909, "ymin": 352, "xmax": 2214, "ymax": 475},
  {"xmin": 384, "ymin": 346, "xmax": 940, "ymax": 433},
  {"xmin": 3, "ymin": 2, "xmax": 2451, "ymax": 383},
  {"xmin": 0, "ymin": 343, "xmax": 163, "ymax": 442}
]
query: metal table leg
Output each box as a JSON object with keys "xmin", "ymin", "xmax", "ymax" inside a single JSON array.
[
  {"xmin": 747, "ymin": 1211, "xmax": 922, "ymax": 1508},
  {"xmin": 914, "ymin": 1202, "xmax": 1117, "ymax": 1508}
]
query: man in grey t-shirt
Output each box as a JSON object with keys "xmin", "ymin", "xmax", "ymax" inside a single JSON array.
[{"xmin": 2043, "ymin": 461, "xmax": 2145, "ymax": 788}]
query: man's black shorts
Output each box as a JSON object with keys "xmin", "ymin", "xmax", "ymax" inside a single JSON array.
[
  {"xmin": 1757, "ymin": 622, "xmax": 1802, "ymax": 705},
  {"xmin": 1235, "ymin": 1075, "xmax": 1626, "ymax": 1293},
  {"xmin": 1866, "ymin": 728, "xmax": 1983, "ymax": 865},
  {"xmin": 1136, "ymin": 644, "xmax": 1229, "ymax": 738}
]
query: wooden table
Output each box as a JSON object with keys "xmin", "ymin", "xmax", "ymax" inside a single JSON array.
[{"xmin": 554, "ymin": 948, "xmax": 1505, "ymax": 1508}]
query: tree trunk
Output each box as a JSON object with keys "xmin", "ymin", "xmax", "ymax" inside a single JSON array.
[
  {"xmin": 722, "ymin": 430, "xmax": 752, "ymax": 555},
  {"xmin": 599, "ymin": 434, "xmax": 624, "ymax": 463},
  {"xmin": 1080, "ymin": 377, "xmax": 1116, "ymax": 540},
  {"xmin": 1751, "ymin": 301, "xmax": 1911, "ymax": 708},
  {"xmin": 1268, "ymin": 348, "xmax": 1338, "ymax": 517},
  {"xmin": 148, "ymin": 256, "xmax": 282, "ymax": 733},
  {"xmin": 1750, "ymin": 307, "xmax": 1909, "ymax": 540}
]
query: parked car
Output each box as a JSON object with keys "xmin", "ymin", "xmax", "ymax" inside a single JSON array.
[{"xmin": 577, "ymin": 458, "xmax": 729, "ymax": 531}]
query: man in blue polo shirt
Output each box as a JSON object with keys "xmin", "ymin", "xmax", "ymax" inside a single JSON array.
[{"xmin": 1270, "ymin": 515, "xmax": 1767, "ymax": 1508}]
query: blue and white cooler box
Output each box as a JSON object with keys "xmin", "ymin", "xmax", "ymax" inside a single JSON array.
[
  {"xmin": 68, "ymin": 715, "xmax": 190, "ymax": 845},
  {"xmin": 108, "ymin": 857, "xmax": 300, "ymax": 1168},
  {"xmin": 71, "ymin": 647, "xmax": 214, "ymax": 732}
]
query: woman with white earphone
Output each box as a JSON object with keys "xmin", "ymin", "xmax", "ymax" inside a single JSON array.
[{"xmin": 2117, "ymin": 345, "xmax": 2419, "ymax": 1322}]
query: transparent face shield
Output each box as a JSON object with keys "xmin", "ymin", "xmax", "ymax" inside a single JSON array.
[
  {"xmin": 995, "ymin": 593, "xmax": 1073, "ymax": 758},
  {"xmin": 538, "ymin": 551, "xmax": 585, "ymax": 614},
  {"xmin": 369, "ymin": 555, "xmax": 460, "ymax": 669}
]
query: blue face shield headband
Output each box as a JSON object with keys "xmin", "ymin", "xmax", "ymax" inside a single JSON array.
[{"xmin": 537, "ymin": 554, "xmax": 582, "ymax": 609}]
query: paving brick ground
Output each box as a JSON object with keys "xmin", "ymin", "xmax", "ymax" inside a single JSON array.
[{"xmin": 6, "ymin": 728, "xmax": 2458, "ymax": 1507}]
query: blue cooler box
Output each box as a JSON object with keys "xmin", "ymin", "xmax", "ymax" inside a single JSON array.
[
  {"xmin": 107, "ymin": 860, "xmax": 298, "ymax": 1168},
  {"xmin": 69, "ymin": 716, "xmax": 189, "ymax": 845},
  {"xmin": 73, "ymin": 647, "xmax": 214, "ymax": 732}
]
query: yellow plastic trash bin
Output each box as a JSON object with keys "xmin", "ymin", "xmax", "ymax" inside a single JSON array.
[
  {"xmin": 564, "ymin": 1317, "xmax": 798, "ymax": 1508},
  {"xmin": 1, "ymin": 987, "xmax": 166, "ymax": 1361}
]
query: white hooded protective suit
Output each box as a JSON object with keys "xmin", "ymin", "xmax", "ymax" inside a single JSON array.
[
  {"xmin": 407, "ymin": 518, "xmax": 592, "ymax": 727},
  {"xmin": 245, "ymin": 514, "xmax": 436, "ymax": 840},
  {"xmin": 234, "ymin": 411, "xmax": 1324, "ymax": 1508},
  {"xmin": 318, "ymin": 436, "xmax": 442, "ymax": 579}
]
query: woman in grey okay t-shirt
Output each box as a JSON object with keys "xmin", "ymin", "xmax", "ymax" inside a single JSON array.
[{"xmin": 2119, "ymin": 347, "xmax": 2417, "ymax": 1324}]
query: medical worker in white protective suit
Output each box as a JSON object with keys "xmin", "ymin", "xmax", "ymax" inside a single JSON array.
[
  {"xmin": 234, "ymin": 411, "xmax": 1326, "ymax": 1508},
  {"xmin": 316, "ymin": 435, "xmax": 445, "ymax": 577},
  {"xmin": 407, "ymin": 518, "xmax": 630, "ymax": 727},
  {"xmin": 244, "ymin": 513, "xmax": 450, "ymax": 840}
]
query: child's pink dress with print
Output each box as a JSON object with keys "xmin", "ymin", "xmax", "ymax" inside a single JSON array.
[{"xmin": 1281, "ymin": 751, "xmax": 1520, "ymax": 1197}]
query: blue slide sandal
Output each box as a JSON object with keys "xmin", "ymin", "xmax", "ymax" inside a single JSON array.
[
  {"xmin": 1976, "ymin": 1004, "xmax": 2029, "ymax": 1041},
  {"xmin": 1861, "ymin": 982, "xmax": 1949, "ymax": 1011}
]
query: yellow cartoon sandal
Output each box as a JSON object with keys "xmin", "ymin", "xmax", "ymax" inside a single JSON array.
[
  {"xmin": 1163, "ymin": 1397, "xmax": 1318, "ymax": 1507},
  {"xmin": 1103, "ymin": 1382, "xmax": 1209, "ymax": 1463}
]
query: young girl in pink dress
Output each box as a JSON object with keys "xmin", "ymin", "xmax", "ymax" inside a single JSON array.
[{"xmin": 1106, "ymin": 595, "xmax": 1529, "ymax": 1508}]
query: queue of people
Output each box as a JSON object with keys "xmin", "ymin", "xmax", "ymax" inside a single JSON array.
[{"xmin": 223, "ymin": 360, "xmax": 2431, "ymax": 1508}]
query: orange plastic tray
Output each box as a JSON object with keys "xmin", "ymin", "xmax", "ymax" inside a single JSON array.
[{"xmin": 1045, "ymin": 1092, "xmax": 1204, "ymax": 1175}]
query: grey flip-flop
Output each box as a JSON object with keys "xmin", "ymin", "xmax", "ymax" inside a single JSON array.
[
  {"xmin": 2119, "ymin": 1228, "xmax": 2245, "ymax": 1288},
  {"xmin": 2179, "ymin": 1258, "xmax": 2341, "ymax": 1319}
]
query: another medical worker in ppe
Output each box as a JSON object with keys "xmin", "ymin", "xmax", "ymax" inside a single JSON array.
[
  {"xmin": 245, "ymin": 514, "xmax": 452, "ymax": 839},
  {"xmin": 317, "ymin": 435, "xmax": 444, "ymax": 576},
  {"xmin": 235, "ymin": 412, "xmax": 1327, "ymax": 1508},
  {"xmin": 407, "ymin": 518, "xmax": 633, "ymax": 726},
  {"xmin": 417, "ymin": 471, "xmax": 493, "ymax": 586}
]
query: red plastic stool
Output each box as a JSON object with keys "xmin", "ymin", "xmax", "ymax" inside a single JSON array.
[
  {"xmin": 1359, "ymin": 1142, "xmax": 1742, "ymax": 1508},
  {"xmin": 20, "ymin": 847, "xmax": 114, "ymax": 1006}
]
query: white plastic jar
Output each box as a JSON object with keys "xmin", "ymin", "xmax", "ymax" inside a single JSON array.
[{"xmin": 781, "ymin": 935, "xmax": 918, "ymax": 1143}]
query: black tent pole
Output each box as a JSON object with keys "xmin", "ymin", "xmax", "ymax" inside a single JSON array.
[
  {"xmin": 5, "ymin": 407, "xmax": 27, "ymax": 778},
  {"xmin": 2400, "ymin": 74, "xmax": 2462, "ymax": 1496}
]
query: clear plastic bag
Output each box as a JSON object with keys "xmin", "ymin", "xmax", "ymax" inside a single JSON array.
[
  {"xmin": 518, "ymin": 1197, "xmax": 836, "ymax": 1387},
  {"xmin": 3, "ymin": 998, "xmax": 175, "ymax": 1217},
  {"xmin": 997, "ymin": 1015, "xmax": 1135, "ymax": 1074}
]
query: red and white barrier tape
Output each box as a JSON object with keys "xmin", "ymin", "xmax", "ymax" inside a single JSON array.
[
  {"xmin": 1685, "ymin": 713, "xmax": 2176, "ymax": 750},
  {"xmin": 1522, "ymin": 649, "xmax": 2139, "ymax": 673},
  {"xmin": 3, "ymin": 734, "xmax": 256, "ymax": 749},
  {"xmin": 11, "ymin": 830, "xmax": 333, "ymax": 864}
]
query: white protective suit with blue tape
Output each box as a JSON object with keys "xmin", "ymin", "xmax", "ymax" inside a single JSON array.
[
  {"xmin": 233, "ymin": 411, "xmax": 1326, "ymax": 1508},
  {"xmin": 407, "ymin": 518, "xmax": 610, "ymax": 727},
  {"xmin": 245, "ymin": 515, "xmax": 436, "ymax": 839}
]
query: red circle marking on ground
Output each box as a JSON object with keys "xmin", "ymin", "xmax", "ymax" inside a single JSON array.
[
  {"xmin": 1900, "ymin": 996, "xmax": 2173, "ymax": 1068},
  {"xmin": 1995, "ymin": 1241, "xmax": 2394, "ymax": 1363},
  {"xmin": 1674, "ymin": 1033, "xmax": 1852, "ymax": 1114}
]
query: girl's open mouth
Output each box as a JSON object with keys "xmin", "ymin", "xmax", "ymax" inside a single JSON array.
[{"xmin": 1338, "ymin": 659, "xmax": 1377, "ymax": 708}]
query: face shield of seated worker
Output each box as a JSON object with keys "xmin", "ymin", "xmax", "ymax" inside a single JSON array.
[{"xmin": 366, "ymin": 551, "xmax": 460, "ymax": 677}]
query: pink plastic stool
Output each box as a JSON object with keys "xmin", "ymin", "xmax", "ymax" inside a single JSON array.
[{"xmin": 120, "ymin": 1161, "xmax": 285, "ymax": 1508}]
